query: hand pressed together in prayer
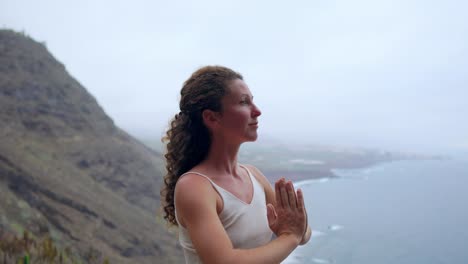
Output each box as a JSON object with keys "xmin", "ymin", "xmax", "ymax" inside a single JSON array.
[{"xmin": 266, "ymin": 178, "xmax": 308, "ymax": 244}]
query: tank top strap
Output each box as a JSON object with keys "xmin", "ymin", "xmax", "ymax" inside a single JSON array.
[
  {"xmin": 180, "ymin": 166, "xmax": 260, "ymax": 202},
  {"xmin": 181, "ymin": 165, "xmax": 258, "ymax": 187},
  {"xmin": 179, "ymin": 171, "xmax": 224, "ymax": 192},
  {"xmin": 238, "ymin": 164, "xmax": 261, "ymax": 189},
  {"xmin": 238, "ymin": 164, "xmax": 253, "ymax": 179}
]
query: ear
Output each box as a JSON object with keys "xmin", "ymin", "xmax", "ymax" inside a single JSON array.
[{"xmin": 202, "ymin": 109, "xmax": 221, "ymax": 129}]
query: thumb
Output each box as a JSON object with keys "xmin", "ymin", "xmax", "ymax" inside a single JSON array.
[{"xmin": 266, "ymin": 203, "xmax": 277, "ymax": 227}]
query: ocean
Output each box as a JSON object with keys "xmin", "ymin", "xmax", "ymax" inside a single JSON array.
[{"xmin": 285, "ymin": 158, "xmax": 468, "ymax": 264}]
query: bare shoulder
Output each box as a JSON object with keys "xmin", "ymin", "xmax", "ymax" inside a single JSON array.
[
  {"xmin": 175, "ymin": 173, "xmax": 218, "ymax": 226},
  {"xmin": 175, "ymin": 173, "xmax": 217, "ymax": 202}
]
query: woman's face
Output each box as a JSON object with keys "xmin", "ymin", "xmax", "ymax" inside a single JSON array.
[{"xmin": 216, "ymin": 79, "xmax": 262, "ymax": 143}]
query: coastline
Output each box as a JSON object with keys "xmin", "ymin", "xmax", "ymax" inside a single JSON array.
[
  {"xmin": 262, "ymin": 155, "xmax": 444, "ymax": 185},
  {"xmin": 262, "ymin": 159, "xmax": 389, "ymax": 184},
  {"xmin": 263, "ymin": 168, "xmax": 336, "ymax": 183}
]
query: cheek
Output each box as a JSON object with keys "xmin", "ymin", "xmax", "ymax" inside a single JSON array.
[{"xmin": 223, "ymin": 110, "xmax": 249, "ymax": 127}]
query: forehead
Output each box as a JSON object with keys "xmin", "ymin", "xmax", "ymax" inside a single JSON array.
[{"xmin": 226, "ymin": 79, "xmax": 252, "ymax": 98}]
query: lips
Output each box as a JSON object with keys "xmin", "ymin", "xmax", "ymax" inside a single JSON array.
[{"xmin": 249, "ymin": 122, "xmax": 258, "ymax": 127}]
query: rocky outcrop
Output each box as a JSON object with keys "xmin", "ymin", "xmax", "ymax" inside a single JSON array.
[{"xmin": 0, "ymin": 30, "xmax": 181, "ymax": 263}]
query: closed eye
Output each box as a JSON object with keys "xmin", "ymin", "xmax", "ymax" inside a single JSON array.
[
  {"xmin": 240, "ymin": 94, "xmax": 254, "ymax": 105},
  {"xmin": 240, "ymin": 96, "xmax": 253, "ymax": 105}
]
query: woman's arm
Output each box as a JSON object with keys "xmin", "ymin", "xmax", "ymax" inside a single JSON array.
[
  {"xmin": 175, "ymin": 175, "xmax": 306, "ymax": 264},
  {"xmin": 245, "ymin": 165, "xmax": 312, "ymax": 245}
]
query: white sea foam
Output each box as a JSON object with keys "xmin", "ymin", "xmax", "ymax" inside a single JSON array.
[
  {"xmin": 338, "ymin": 175, "xmax": 369, "ymax": 181},
  {"xmin": 311, "ymin": 258, "xmax": 332, "ymax": 264},
  {"xmin": 311, "ymin": 230, "xmax": 327, "ymax": 238},
  {"xmin": 293, "ymin": 177, "xmax": 331, "ymax": 188},
  {"xmin": 328, "ymin": 225, "xmax": 344, "ymax": 231},
  {"xmin": 289, "ymin": 159, "xmax": 325, "ymax": 165}
]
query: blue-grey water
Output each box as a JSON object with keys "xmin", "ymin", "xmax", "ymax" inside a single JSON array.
[{"xmin": 286, "ymin": 158, "xmax": 468, "ymax": 264}]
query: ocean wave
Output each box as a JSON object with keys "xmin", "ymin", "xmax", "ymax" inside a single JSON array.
[
  {"xmin": 338, "ymin": 175, "xmax": 369, "ymax": 181},
  {"xmin": 311, "ymin": 258, "xmax": 332, "ymax": 264},
  {"xmin": 328, "ymin": 225, "xmax": 344, "ymax": 231},
  {"xmin": 311, "ymin": 230, "xmax": 327, "ymax": 238},
  {"xmin": 294, "ymin": 177, "xmax": 331, "ymax": 188},
  {"xmin": 289, "ymin": 159, "xmax": 325, "ymax": 165},
  {"xmin": 285, "ymin": 253, "xmax": 333, "ymax": 264}
]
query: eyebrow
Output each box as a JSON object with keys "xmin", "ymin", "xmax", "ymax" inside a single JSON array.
[{"xmin": 240, "ymin": 94, "xmax": 253, "ymax": 99}]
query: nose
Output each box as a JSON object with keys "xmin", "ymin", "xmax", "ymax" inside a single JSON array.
[{"xmin": 252, "ymin": 103, "xmax": 261, "ymax": 117}]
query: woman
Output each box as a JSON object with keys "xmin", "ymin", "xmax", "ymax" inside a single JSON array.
[{"xmin": 161, "ymin": 65, "xmax": 311, "ymax": 264}]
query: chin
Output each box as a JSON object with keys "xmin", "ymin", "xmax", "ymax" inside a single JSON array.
[{"xmin": 245, "ymin": 133, "xmax": 258, "ymax": 142}]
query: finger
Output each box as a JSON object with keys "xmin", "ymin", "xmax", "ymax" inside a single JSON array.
[
  {"xmin": 297, "ymin": 188, "xmax": 305, "ymax": 212},
  {"xmin": 276, "ymin": 178, "xmax": 286, "ymax": 208},
  {"xmin": 279, "ymin": 179, "xmax": 289, "ymax": 208},
  {"xmin": 266, "ymin": 204, "xmax": 277, "ymax": 228},
  {"xmin": 297, "ymin": 188, "xmax": 308, "ymax": 233},
  {"xmin": 275, "ymin": 179, "xmax": 282, "ymax": 208},
  {"xmin": 286, "ymin": 181, "xmax": 298, "ymax": 210}
]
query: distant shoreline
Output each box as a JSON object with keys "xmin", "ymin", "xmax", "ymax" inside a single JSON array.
[
  {"xmin": 263, "ymin": 168, "xmax": 336, "ymax": 183},
  {"xmin": 263, "ymin": 156, "xmax": 446, "ymax": 184},
  {"xmin": 262, "ymin": 158, "xmax": 420, "ymax": 183}
]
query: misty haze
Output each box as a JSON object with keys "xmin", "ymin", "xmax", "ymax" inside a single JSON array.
[
  {"xmin": 3, "ymin": 0, "xmax": 468, "ymax": 154},
  {"xmin": 1, "ymin": 0, "xmax": 468, "ymax": 263}
]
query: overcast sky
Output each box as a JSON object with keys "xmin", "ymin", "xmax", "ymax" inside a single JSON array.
[{"xmin": 2, "ymin": 0, "xmax": 467, "ymax": 153}]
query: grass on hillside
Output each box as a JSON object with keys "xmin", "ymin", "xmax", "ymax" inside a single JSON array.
[{"xmin": 0, "ymin": 230, "xmax": 110, "ymax": 264}]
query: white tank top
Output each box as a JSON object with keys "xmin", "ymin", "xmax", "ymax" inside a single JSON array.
[{"xmin": 175, "ymin": 165, "xmax": 273, "ymax": 264}]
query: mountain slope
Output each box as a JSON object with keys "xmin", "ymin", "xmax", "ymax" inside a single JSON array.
[{"xmin": 0, "ymin": 29, "xmax": 181, "ymax": 263}]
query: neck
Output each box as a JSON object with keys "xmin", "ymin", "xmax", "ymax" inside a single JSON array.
[{"xmin": 203, "ymin": 136, "xmax": 242, "ymax": 176}]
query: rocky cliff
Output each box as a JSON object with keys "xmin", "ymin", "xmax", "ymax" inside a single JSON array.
[{"xmin": 0, "ymin": 29, "xmax": 182, "ymax": 263}]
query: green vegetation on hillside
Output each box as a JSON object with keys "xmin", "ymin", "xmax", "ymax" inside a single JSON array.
[{"xmin": 0, "ymin": 230, "xmax": 112, "ymax": 264}]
